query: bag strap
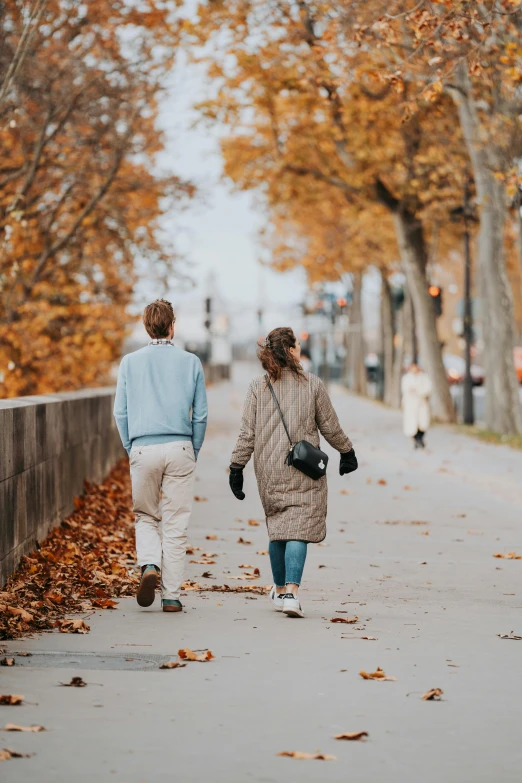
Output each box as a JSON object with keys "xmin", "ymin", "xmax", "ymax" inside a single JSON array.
[{"xmin": 265, "ymin": 375, "xmax": 293, "ymax": 448}]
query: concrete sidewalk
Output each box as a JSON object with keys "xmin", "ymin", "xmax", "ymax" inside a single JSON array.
[{"xmin": 2, "ymin": 364, "xmax": 522, "ymax": 783}]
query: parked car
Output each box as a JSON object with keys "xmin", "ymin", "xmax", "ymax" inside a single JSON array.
[{"xmin": 443, "ymin": 354, "xmax": 485, "ymax": 386}]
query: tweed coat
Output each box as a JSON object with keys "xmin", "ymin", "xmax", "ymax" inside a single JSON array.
[{"xmin": 231, "ymin": 370, "xmax": 353, "ymax": 543}]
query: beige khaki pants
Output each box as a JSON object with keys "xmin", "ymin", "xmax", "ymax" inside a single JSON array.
[{"xmin": 130, "ymin": 441, "xmax": 196, "ymax": 600}]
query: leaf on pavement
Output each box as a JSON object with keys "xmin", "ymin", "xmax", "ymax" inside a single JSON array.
[
  {"xmin": 55, "ymin": 618, "xmax": 90, "ymax": 634},
  {"xmin": 498, "ymin": 632, "xmax": 522, "ymax": 640},
  {"xmin": 340, "ymin": 489, "xmax": 351, "ymax": 495},
  {"xmin": 0, "ymin": 748, "xmax": 32, "ymax": 761},
  {"xmin": 278, "ymin": 751, "xmax": 336, "ymax": 760},
  {"xmin": 201, "ymin": 571, "xmax": 213, "ymax": 579},
  {"xmin": 194, "ymin": 496, "xmax": 207, "ymax": 502},
  {"xmin": 2, "ymin": 724, "xmax": 45, "ymax": 732},
  {"xmin": 238, "ymin": 564, "xmax": 254, "ymax": 568},
  {"xmin": 59, "ymin": 677, "xmax": 87, "ymax": 687},
  {"xmin": 360, "ymin": 636, "xmax": 378, "ymax": 640},
  {"xmin": 359, "ymin": 667, "xmax": 396, "ymax": 681},
  {"xmin": 228, "ymin": 570, "xmax": 260, "ymax": 580},
  {"xmin": 237, "ymin": 537, "xmax": 252, "ymax": 544},
  {"xmin": 493, "ymin": 552, "xmax": 522, "ymax": 559},
  {"xmin": 0, "ymin": 605, "xmax": 34, "ymax": 623},
  {"xmin": 256, "ymin": 550, "xmax": 268, "ymax": 555},
  {"xmin": 0, "ymin": 658, "xmax": 15, "ymax": 667},
  {"xmin": 178, "ymin": 648, "xmax": 214, "ymax": 662},
  {"xmin": 0, "ymin": 695, "xmax": 23, "ymax": 706},
  {"xmin": 190, "ymin": 559, "xmax": 216, "ymax": 565},
  {"xmin": 248, "ymin": 519, "xmax": 260, "ymax": 526},
  {"xmin": 422, "ymin": 688, "xmax": 444, "ymax": 701},
  {"xmin": 206, "ymin": 535, "xmax": 217, "ymax": 540},
  {"xmin": 159, "ymin": 661, "xmax": 186, "ymax": 669},
  {"xmin": 377, "ymin": 479, "xmax": 387, "ymax": 486},
  {"xmin": 91, "ymin": 599, "xmax": 118, "ymax": 609},
  {"xmin": 330, "ymin": 616, "xmax": 358, "ymax": 624},
  {"xmin": 334, "ymin": 731, "xmax": 368, "ymax": 741}
]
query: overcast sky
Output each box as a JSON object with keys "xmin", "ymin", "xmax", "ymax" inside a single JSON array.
[{"xmin": 153, "ymin": 55, "xmax": 308, "ymax": 343}]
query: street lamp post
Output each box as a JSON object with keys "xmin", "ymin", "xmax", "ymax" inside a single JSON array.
[{"xmin": 462, "ymin": 181, "xmax": 474, "ymax": 426}]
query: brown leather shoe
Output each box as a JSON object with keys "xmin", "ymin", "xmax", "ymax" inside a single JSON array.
[
  {"xmin": 137, "ymin": 565, "xmax": 159, "ymax": 607},
  {"xmin": 162, "ymin": 600, "xmax": 182, "ymax": 612}
]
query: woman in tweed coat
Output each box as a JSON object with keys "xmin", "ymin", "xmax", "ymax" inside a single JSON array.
[{"xmin": 229, "ymin": 327, "xmax": 358, "ymax": 618}]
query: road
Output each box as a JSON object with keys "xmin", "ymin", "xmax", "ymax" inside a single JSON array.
[{"xmin": 2, "ymin": 363, "xmax": 522, "ymax": 783}]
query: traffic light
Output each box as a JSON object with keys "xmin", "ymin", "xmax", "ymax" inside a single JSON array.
[
  {"xmin": 336, "ymin": 297, "xmax": 347, "ymax": 314},
  {"xmin": 204, "ymin": 297, "xmax": 212, "ymax": 331},
  {"xmin": 428, "ymin": 285, "xmax": 442, "ymax": 317}
]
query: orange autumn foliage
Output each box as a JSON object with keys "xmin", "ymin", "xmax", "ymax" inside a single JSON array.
[{"xmin": 0, "ymin": 0, "xmax": 194, "ymax": 397}]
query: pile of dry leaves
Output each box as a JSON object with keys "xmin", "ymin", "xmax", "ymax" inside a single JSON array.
[{"xmin": 0, "ymin": 459, "xmax": 138, "ymax": 640}]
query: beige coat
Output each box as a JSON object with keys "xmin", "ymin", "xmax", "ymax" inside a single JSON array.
[
  {"xmin": 231, "ymin": 370, "xmax": 352, "ymax": 542},
  {"xmin": 401, "ymin": 370, "xmax": 432, "ymax": 437}
]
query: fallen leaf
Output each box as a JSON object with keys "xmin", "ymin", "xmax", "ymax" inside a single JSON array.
[
  {"xmin": 15, "ymin": 653, "xmax": 31, "ymax": 658},
  {"xmin": 377, "ymin": 479, "xmax": 387, "ymax": 486},
  {"xmin": 178, "ymin": 648, "xmax": 214, "ymax": 662},
  {"xmin": 278, "ymin": 751, "xmax": 336, "ymax": 760},
  {"xmin": 59, "ymin": 677, "xmax": 87, "ymax": 687},
  {"xmin": 359, "ymin": 667, "xmax": 396, "ymax": 681},
  {"xmin": 493, "ymin": 552, "xmax": 522, "ymax": 559},
  {"xmin": 0, "ymin": 696, "xmax": 23, "ymax": 706},
  {"xmin": 360, "ymin": 636, "xmax": 378, "ymax": 640},
  {"xmin": 418, "ymin": 530, "xmax": 430, "ymax": 536},
  {"xmin": 55, "ymin": 618, "xmax": 90, "ymax": 634},
  {"xmin": 238, "ymin": 564, "xmax": 254, "ymax": 568},
  {"xmin": 194, "ymin": 496, "xmax": 207, "ymax": 502},
  {"xmin": 256, "ymin": 550, "xmax": 268, "ymax": 556},
  {"xmin": 340, "ymin": 489, "xmax": 351, "ymax": 495},
  {"xmin": 498, "ymin": 632, "xmax": 522, "ymax": 640},
  {"xmin": 159, "ymin": 661, "xmax": 186, "ymax": 669},
  {"xmin": 248, "ymin": 520, "xmax": 260, "ymax": 526},
  {"xmin": 237, "ymin": 537, "xmax": 252, "ymax": 545},
  {"xmin": 0, "ymin": 606, "xmax": 33, "ymax": 624},
  {"xmin": 330, "ymin": 616, "xmax": 358, "ymax": 624},
  {"xmin": 0, "ymin": 748, "xmax": 32, "ymax": 760},
  {"xmin": 189, "ymin": 559, "xmax": 216, "ymax": 565},
  {"xmin": 91, "ymin": 598, "xmax": 118, "ymax": 609},
  {"xmin": 0, "ymin": 659, "xmax": 15, "ymax": 667},
  {"xmin": 422, "ymin": 688, "xmax": 444, "ymax": 701},
  {"xmin": 334, "ymin": 731, "xmax": 368, "ymax": 741},
  {"xmin": 205, "ymin": 535, "xmax": 217, "ymax": 540},
  {"xmin": 2, "ymin": 724, "xmax": 45, "ymax": 732}
]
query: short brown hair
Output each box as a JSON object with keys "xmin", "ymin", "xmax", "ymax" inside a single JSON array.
[{"xmin": 143, "ymin": 299, "xmax": 175, "ymax": 339}]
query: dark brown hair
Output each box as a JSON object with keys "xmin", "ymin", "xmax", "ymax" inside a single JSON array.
[
  {"xmin": 143, "ymin": 299, "xmax": 175, "ymax": 339},
  {"xmin": 257, "ymin": 327, "xmax": 304, "ymax": 382}
]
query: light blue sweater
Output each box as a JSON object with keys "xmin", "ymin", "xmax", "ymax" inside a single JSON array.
[{"xmin": 113, "ymin": 344, "xmax": 208, "ymax": 457}]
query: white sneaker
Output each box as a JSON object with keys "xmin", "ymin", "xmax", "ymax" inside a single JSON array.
[
  {"xmin": 270, "ymin": 586, "xmax": 285, "ymax": 612},
  {"xmin": 282, "ymin": 593, "xmax": 304, "ymax": 618}
]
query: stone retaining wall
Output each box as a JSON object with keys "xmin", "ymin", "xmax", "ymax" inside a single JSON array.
[{"xmin": 0, "ymin": 389, "xmax": 124, "ymax": 586}]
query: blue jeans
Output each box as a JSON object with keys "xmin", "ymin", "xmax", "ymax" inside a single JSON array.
[{"xmin": 269, "ymin": 540, "xmax": 308, "ymax": 587}]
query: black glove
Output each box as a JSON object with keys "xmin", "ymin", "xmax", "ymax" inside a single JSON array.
[
  {"xmin": 340, "ymin": 449, "xmax": 358, "ymax": 476},
  {"xmin": 229, "ymin": 466, "xmax": 245, "ymax": 500}
]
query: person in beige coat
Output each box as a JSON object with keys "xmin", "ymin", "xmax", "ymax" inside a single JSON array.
[
  {"xmin": 229, "ymin": 327, "xmax": 358, "ymax": 618},
  {"xmin": 401, "ymin": 362, "xmax": 432, "ymax": 449}
]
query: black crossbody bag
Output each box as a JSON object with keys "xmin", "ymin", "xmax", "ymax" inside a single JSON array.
[{"xmin": 266, "ymin": 376, "xmax": 328, "ymax": 481}]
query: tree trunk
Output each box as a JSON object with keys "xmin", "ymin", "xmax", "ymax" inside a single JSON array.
[
  {"xmin": 348, "ymin": 270, "xmax": 367, "ymax": 396},
  {"xmin": 391, "ymin": 306, "xmax": 404, "ymax": 409},
  {"xmin": 393, "ymin": 208, "xmax": 456, "ymax": 422},
  {"xmin": 380, "ymin": 271, "xmax": 395, "ymax": 406},
  {"xmin": 448, "ymin": 63, "xmax": 521, "ymax": 434}
]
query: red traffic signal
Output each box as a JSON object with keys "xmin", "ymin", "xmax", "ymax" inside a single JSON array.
[{"xmin": 428, "ymin": 285, "xmax": 442, "ymax": 317}]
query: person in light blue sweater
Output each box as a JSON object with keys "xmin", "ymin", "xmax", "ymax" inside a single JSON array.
[{"xmin": 114, "ymin": 299, "xmax": 208, "ymax": 613}]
